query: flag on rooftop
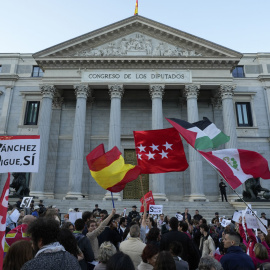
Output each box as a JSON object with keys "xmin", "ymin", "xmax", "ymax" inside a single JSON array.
[
  {"xmin": 134, "ymin": 0, "xmax": 138, "ymax": 15},
  {"xmin": 166, "ymin": 118, "xmax": 213, "ymax": 150},
  {"xmin": 86, "ymin": 144, "xmax": 141, "ymax": 192},
  {"xmin": 199, "ymin": 149, "xmax": 270, "ymax": 189},
  {"xmin": 133, "ymin": 127, "xmax": 188, "ymax": 174}
]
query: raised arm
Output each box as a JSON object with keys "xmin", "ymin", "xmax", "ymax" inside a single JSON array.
[{"xmin": 141, "ymin": 201, "xmax": 147, "ymax": 229}]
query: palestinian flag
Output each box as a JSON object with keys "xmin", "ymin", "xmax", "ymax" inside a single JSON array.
[
  {"xmin": 199, "ymin": 149, "xmax": 270, "ymax": 189},
  {"xmin": 166, "ymin": 118, "xmax": 213, "ymax": 150},
  {"xmin": 193, "ymin": 117, "xmax": 230, "ymax": 148},
  {"xmin": 86, "ymin": 144, "xmax": 141, "ymax": 192}
]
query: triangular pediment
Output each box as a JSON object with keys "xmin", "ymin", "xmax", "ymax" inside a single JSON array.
[{"xmin": 33, "ymin": 16, "xmax": 242, "ymax": 69}]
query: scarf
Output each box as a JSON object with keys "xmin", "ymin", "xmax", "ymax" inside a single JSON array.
[{"xmin": 35, "ymin": 241, "xmax": 66, "ymax": 258}]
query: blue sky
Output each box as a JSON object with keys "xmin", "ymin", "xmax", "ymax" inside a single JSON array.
[{"xmin": 1, "ymin": 0, "xmax": 269, "ymax": 53}]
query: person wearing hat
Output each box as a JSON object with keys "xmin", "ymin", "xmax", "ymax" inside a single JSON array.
[
  {"xmin": 31, "ymin": 205, "xmax": 40, "ymax": 218},
  {"xmin": 128, "ymin": 205, "xmax": 140, "ymax": 221},
  {"xmin": 92, "ymin": 204, "xmax": 101, "ymax": 216}
]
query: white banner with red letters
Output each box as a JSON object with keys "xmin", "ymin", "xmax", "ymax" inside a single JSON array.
[{"xmin": 0, "ymin": 135, "xmax": 40, "ymax": 173}]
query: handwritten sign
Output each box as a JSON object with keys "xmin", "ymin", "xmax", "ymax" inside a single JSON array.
[
  {"xmin": 232, "ymin": 211, "xmax": 242, "ymax": 223},
  {"xmin": 221, "ymin": 219, "xmax": 231, "ymax": 227},
  {"xmin": 20, "ymin": 197, "xmax": 33, "ymax": 208},
  {"xmin": 245, "ymin": 214, "xmax": 259, "ymax": 229},
  {"xmin": 9, "ymin": 209, "xmax": 20, "ymax": 223},
  {"xmin": 149, "ymin": 205, "xmax": 163, "ymax": 215},
  {"xmin": 69, "ymin": 212, "xmax": 82, "ymax": 224},
  {"xmin": 175, "ymin": 214, "xmax": 183, "ymax": 221}
]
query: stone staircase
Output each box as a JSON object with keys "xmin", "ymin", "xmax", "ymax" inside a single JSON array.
[{"xmin": 8, "ymin": 198, "xmax": 236, "ymax": 223}]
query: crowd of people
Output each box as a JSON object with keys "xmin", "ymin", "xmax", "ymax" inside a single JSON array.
[{"xmin": 3, "ymin": 199, "xmax": 270, "ymax": 270}]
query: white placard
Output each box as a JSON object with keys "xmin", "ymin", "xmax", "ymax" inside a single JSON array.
[
  {"xmin": 20, "ymin": 197, "xmax": 33, "ymax": 208},
  {"xmin": 245, "ymin": 204, "xmax": 252, "ymax": 215},
  {"xmin": 9, "ymin": 209, "xmax": 20, "ymax": 223},
  {"xmin": 69, "ymin": 212, "xmax": 83, "ymax": 224},
  {"xmin": 123, "ymin": 208, "xmax": 126, "ymax": 217},
  {"xmin": 245, "ymin": 214, "xmax": 259, "ymax": 229},
  {"xmin": 232, "ymin": 211, "xmax": 242, "ymax": 223},
  {"xmin": 0, "ymin": 136, "xmax": 40, "ymax": 172},
  {"xmin": 259, "ymin": 218, "xmax": 268, "ymax": 235},
  {"xmin": 175, "ymin": 213, "xmax": 183, "ymax": 221},
  {"xmin": 149, "ymin": 205, "xmax": 163, "ymax": 215},
  {"xmin": 221, "ymin": 219, "xmax": 231, "ymax": 227},
  {"xmin": 82, "ymin": 69, "xmax": 192, "ymax": 84}
]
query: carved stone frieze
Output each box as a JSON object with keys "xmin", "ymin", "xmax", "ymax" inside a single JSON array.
[
  {"xmin": 219, "ymin": 85, "xmax": 235, "ymax": 99},
  {"xmin": 149, "ymin": 85, "xmax": 165, "ymax": 99},
  {"xmin": 108, "ymin": 84, "xmax": 124, "ymax": 99},
  {"xmin": 184, "ymin": 85, "xmax": 200, "ymax": 99},
  {"xmin": 74, "ymin": 33, "xmax": 203, "ymax": 58},
  {"xmin": 40, "ymin": 85, "xmax": 56, "ymax": 99},
  {"xmin": 52, "ymin": 97, "xmax": 64, "ymax": 109},
  {"xmin": 74, "ymin": 84, "xmax": 91, "ymax": 99}
]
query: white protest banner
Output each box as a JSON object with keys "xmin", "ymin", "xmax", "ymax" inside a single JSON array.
[
  {"xmin": 175, "ymin": 213, "xmax": 183, "ymax": 221},
  {"xmin": 245, "ymin": 214, "xmax": 259, "ymax": 229},
  {"xmin": 149, "ymin": 205, "xmax": 163, "ymax": 215},
  {"xmin": 9, "ymin": 209, "xmax": 20, "ymax": 223},
  {"xmin": 69, "ymin": 212, "xmax": 83, "ymax": 224},
  {"xmin": 232, "ymin": 211, "xmax": 242, "ymax": 223},
  {"xmin": 221, "ymin": 219, "xmax": 231, "ymax": 227},
  {"xmin": 245, "ymin": 204, "xmax": 252, "ymax": 215},
  {"xmin": 20, "ymin": 197, "xmax": 33, "ymax": 208},
  {"xmin": 0, "ymin": 135, "xmax": 40, "ymax": 172},
  {"xmin": 259, "ymin": 218, "xmax": 268, "ymax": 235}
]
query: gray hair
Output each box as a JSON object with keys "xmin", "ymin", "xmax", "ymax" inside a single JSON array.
[
  {"xmin": 198, "ymin": 255, "xmax": 223, "ymax": 270},
  {"xmin": 98, "ymin": 241, "xmax": 117, "ymax": 263},
  {"xmin": 130, "ymin": 224, "xmax": 140, "ymax": 238}
]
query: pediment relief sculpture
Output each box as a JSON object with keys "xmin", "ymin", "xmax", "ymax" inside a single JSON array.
[{"xmin": 74, "ymin": 33, "xmax": 203, "ymax": 57}]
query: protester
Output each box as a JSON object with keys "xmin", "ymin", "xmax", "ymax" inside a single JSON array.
[
  {"xmin": 146, "ymin": 227, "xmax": 161, "ymax": 247},
  {"xmin": 119, "ymin": 224, "xmax": 146, "ymax": 269},
  {"xmin": 181, "ymin": 208, "xmax": 191, "ymax": 223},
  {"xmin": 3, "ymin": 240, "xmax": 33, "ymax": 270},
  {"xmin": 94, "ymin": 241, "xmax": 117, "ymax": 270},
  {"xmin": 193, "ymin": 210, "xmax": 202, "ymax": 221},
  {"xmin": 93, "ymin": 204, "xmax": 101, "ymax": 216},
  {"xmin": 169, "ymin": 241, "xmax": 189, "ymax": 270},
  {"xmin": 161, "ymin": 215, "xmax": 170, "ymax": 235},
  {"xmin": 128, "ymin": 205, "xmax": 140, "ymax": 221},
  {"xmin": 198, "ymin": 255, "xmax": 223, "ymax": 270},
  {"xmin": 21, "ymin": 218, "xmax": 81, "ymax": 270},
  {"xmin": 154, "ymin": 250, "xmax": 176, "ymax": 270},
  {"xmin": 138, "ymin": 244, "xmax": 159, "ymax": 270},
  {"xmin": 251, "ymin": 243, "xmax": 270, "ymax": 268},
  {"xmin": 199, "ymin": 223, "xmax": 215, "ymax": 257},
  {"xmin": 106, "ymin": 251, "xmax": 135, "ymax": 270}
]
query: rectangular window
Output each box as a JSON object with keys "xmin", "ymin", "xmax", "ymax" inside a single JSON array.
[
  {"xmin": 32, "ymin": 66, "xmax": 43, "ymax": 77},
  {"xmin": 232, "ymin": 66, "xmax": 245, "ymax": 78},
  {"xmin": 24, "ymin": 101, "xmax": 40, "ymax": 125},
  {"xmin": 236, "ymin": 102, "xmax": 253, "ymax": 127}
]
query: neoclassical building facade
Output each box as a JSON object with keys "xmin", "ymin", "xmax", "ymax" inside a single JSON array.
[{"xmin": 1, "ymin": 16, "xmax": 270, "ymax": 201}]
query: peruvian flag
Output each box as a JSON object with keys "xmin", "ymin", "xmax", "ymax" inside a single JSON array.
[
  {"xmin": 140, "ymin": 191, "xmax": 155, "ymax": 212},
  {"xmin": 0, "ymin": 173, "xmax": 11, "ymax": 268},
  {"xmin": 133, "ymin": 128, "xmax": 188, "ymax": 174},
  {"xmin": 199, "ymin": 149, "xmax": 270, "ymax": 189}
]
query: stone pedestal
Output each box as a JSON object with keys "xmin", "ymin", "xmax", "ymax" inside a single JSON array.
[
  {"xmin": 66, "ymin": 85, "xmax": 91, "ymax": 200},
  {"xmin": 149, "ymin": 85, "xmax": 168, "ymax": 201},
  {"xmin": 30, "ymin": 85, "xmax": 56, "ymax": 198},
  {"xmin": 185, "ymin": 85, "xmax": 206, "ymax": 201}
]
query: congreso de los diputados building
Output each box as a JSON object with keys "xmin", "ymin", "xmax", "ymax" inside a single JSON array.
[{"xmin": 1, "ymin": 15, "xmax": 270, "ymax": 202}]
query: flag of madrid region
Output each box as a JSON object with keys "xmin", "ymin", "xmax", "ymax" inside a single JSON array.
[
  {"xmin": 199, "ymin": 149, "xmax": 270, "ymax": 189},
  {"xmin": 140, "ymin": 191, "xmax": 155, "ymax": 212},
  {"xmin": 133, "ymin": 128, "xmax": 188, "ymax": 174}
]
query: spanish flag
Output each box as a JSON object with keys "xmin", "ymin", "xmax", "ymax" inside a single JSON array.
[
  {"xmin": 134, "ymin": 0, "xmax": 138, "ymax": 15},
  {"xmin": 86, "ymin": 144, "xmax": 141, "ymax": 192}
]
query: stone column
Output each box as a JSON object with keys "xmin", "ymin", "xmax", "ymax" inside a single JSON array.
[
  {"xmin": 103, "ymin": 84, "xmax": 124, "ymax": 201},
  {"xmin": 0, "ymin": 87, "xmax": 13, "ymax": 134},
  {"xmin": 149, "ymin": 84, "xmax": 167, "ymax": 201},
  {"xmin": 66, "ymin": 85, "xmax": 91, "ymax": 200},
  {"xmin": 219, "ymin": 85, "xmax": 242, "ymax": 198},
  {"xmin": 30, "ymin": 85, "xmax": 56, "ymax": 198},
  {"xmin": 185, "ymin": 85, "xmax": 206, "ymax": 201}
]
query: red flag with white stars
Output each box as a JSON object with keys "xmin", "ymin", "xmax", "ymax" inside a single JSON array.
[{"xmin": 133, "ymin": 128, "xmax": 188, "ymax": 174}]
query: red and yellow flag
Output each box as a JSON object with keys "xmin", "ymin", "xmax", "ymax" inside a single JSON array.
[
  {"xmin": 86, "ymin": 144, "xmax": 141, "ymax": 192},
  {"xmin": 134, "ymin": 0, "xmax": 138, "ymax": 15}
]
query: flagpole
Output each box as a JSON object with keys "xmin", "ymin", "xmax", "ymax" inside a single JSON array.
[
  {"xmin": 110, "ymin": 192, "xmax": 115, "ymax": 208},
  {"xmin": 201, "ymin": 154, "xmax": 267, "ymax": 230},
  {"xmin": 139, "ymin": 175, "xmax": 145, "ymax": 202}
]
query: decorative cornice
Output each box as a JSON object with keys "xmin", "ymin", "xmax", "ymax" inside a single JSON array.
[
  {"xmin": 184, "ymin": 84, "xmax": 200, "ymax": 99},
  {"xmin": 52, "ymin": 97, "xmax": 64, "ymax": 109},
  {"xmin": 74, "ymin": 84, "xmax": 91, "ymax": 99},
  {"xmin": 149, "ymin": 84, "xmax": 165, "ymax": 99},
  {"xmin": 0, "ymin": 74, "xmax": 19, "ymax": 82},
  {"xmin": 40, "ymin": 85, "xmax": 56, "ymax": 99},
  {"xmin": 219, "ymin": 85, "xmax": 236, "ymax": 99},
  {"xmin": 108, "ymin": 84, "xmax": 124, "ymax": 99}
]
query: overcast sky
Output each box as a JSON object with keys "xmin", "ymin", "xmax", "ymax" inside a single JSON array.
[{"xmin": 1, "ymin": 0, "xmax": 269, "ymax": 54}]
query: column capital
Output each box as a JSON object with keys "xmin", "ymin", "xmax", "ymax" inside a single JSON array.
[
  {"xmin": 149, "ymin": 84, "xmax": 165, "ymax": 99},
  {"xmin": 211, "ymin": 97, "xmax": 222, "ymax": 109},
  {"xmin": 219, "ymin": 85, "xmax": 236, "ymax": 99},
  {"xmin": 108, "ymin": 84, "xmax": 124, "ymax": 99},
  {"xmin": 40, "ymin": 85, "xmax": 56, "ymax": 99},
  {"xmin": 74, "ymin": 84, "xmax": 91, "ymax": 99},
  {"xmin": 52, "ymin": 97, "xmax": 64, "ymax": 109},
  {"xmin": 184, "ymin": 84, "xmax": 200, "ymax": 99}
]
